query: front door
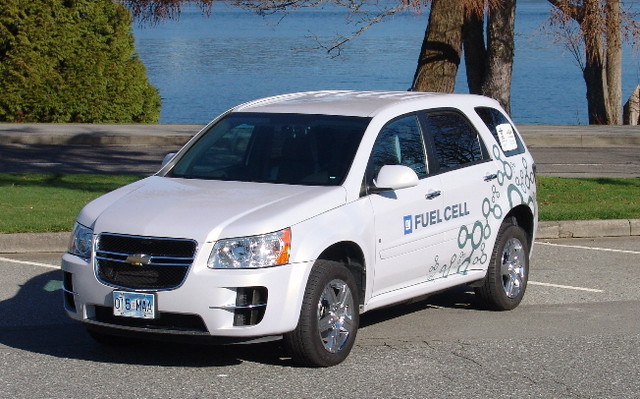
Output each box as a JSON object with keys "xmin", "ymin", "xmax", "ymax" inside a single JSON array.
[{"xmin": 366, "ymin": 114, "xmax": 447, "ymax": 297}]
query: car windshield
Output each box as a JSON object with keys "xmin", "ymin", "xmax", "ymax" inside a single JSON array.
[{"xmin": 167, "ymin": 112, "xmax": 370, "ymax": 186}]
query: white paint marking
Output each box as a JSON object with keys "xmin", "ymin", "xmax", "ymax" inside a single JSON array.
[
  {"xmin": 528, "ymin": 281, "xmax": 604, "ymax": 293},
  {"xmin": 0, "ymin": 256, "xmax": 60, "ymax": 269},
  {"xmin": 545, "ymin": 163, "xmax": 623, "ymax": 166},
  {"xmin": 537, "ymin": 241, "xmax": 640, "ymax": 255}
]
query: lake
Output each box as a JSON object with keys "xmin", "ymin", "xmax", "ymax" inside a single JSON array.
[{"xmin": 132, "ymin": 0, "xmax": 640, "ymax": 125}]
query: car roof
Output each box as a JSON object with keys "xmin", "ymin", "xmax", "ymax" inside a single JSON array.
[{"xmin": 232, "ymin": 90, "xmax": 497, "ymax": 117}]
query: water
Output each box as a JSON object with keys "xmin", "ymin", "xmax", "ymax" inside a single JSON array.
[{"xmin": 132, "ymin": 0, "xmax": 640, "ymax": 125}]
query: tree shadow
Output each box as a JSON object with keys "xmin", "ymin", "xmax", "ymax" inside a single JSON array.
[
  {"xmin": 0, "ymin": 270, "xmax": 293, "ymax": 368},
  {"xmin": 0, "ymin": 173, "xmax": 143, "ymax": 193},
  {"xmin": 1, "ymin": 268, "xmax": 487, "ymax": 368},
  {"xmin": 0, "ymin": 143, "xmax": 179, "ymax": 175},
  {"xmin": 574, "ymin": 177, "xmax": 640, "ymax": 187},
  {"xmin": 360, "ymin": 284, "xmax": 486, "ymax": 328}
]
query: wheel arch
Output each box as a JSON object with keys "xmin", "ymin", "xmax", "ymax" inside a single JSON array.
[
  {"xmin": 317, "ymin": 241, "xmax": 366, "ymax": 307},
  {"xmin": 503, "ymin": 204, "xmax": 535, "ymax": 249}
]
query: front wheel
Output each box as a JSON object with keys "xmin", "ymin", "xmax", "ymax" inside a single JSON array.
[
  {"xmin": 475, "ymin": 220, "xmax": 529, "ymax": 310},
  {"xmin": 284, "ymin": 260, "xmax": 359, "ymax": 367}
]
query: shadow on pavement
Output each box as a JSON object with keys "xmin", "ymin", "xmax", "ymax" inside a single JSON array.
[
  {"xmin": 360, "ymin": 284, "xmax": 486, "ymax": 328},
  {"xmin": 1, "ymin": 268, "xmax": 482, "ymax": 367},
  {"xmin": 0, "ymin": 144, "xmax": 178, "ymax": 175},
  {"xmin": 0, "ymin": 270, "xmax": 288, "ymax": 368}
]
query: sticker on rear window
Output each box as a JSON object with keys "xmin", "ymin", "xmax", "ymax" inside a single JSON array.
[{"xmin": 496, "ymin": 123, "xmax": 518, "ymax": 152}]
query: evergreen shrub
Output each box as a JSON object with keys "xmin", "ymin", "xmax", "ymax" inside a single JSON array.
[{"xmin": 0, "ymin": 0, "xmax": 161, "ymax": 123}]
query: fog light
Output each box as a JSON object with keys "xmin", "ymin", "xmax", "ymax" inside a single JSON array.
[
  {"xmin": 233, "ymin": 287, "xmax": 268, "ymax": 326},
  {"xmin": 62, "ymin": 271, "xmax": 76, "ymax": 312}
]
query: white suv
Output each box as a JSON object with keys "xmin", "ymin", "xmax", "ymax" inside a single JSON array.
[{"xmin": 62, "ymin": 90, "xmax": 537, "ymax": 367}]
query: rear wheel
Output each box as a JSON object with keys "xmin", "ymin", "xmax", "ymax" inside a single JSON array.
[
  {"xmin": 284, "ymin": 260, "xmax": 359, "ymax": 367},
  {"xmin": 475, "ymin": 220, "xmax": 529, "ymax": 310}
]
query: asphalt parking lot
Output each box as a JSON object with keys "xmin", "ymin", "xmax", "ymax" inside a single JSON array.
[
  {"xmin": 1, "ymin": 123, "xmax": 638, "ymax": 397},
  {"xmin": 1, "ymin": 236, "xmax": 639, "ymax": 398}
]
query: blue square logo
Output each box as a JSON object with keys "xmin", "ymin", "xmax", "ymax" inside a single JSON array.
[{"xmin": 403, "ymin": 215, "xmax": 413, "ymax": 235}]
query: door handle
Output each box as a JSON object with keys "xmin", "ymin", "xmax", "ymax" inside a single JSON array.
[
  {"xmin": 484, "ymin": 173, "xmax": 498, "ymax": 182},
  {"xmin": 425, "ymin": 190, "xmax": 441, "ymax": 200}
]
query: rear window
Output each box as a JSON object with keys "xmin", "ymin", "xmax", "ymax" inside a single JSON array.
[{"xmin": 475, "ymin": 107, "xmax": 525, "ymax": 156}]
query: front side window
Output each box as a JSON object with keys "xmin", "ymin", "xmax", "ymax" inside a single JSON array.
[
  {"xmin": 168, "ymin": 113, "xmax": 369, "ymax": 186},
  {"xmin": 366, "ymin": 115, "xmax": 428, "ymax": 183},
  {"xmin": 424, "ymin": 111, "xmax": 486, "ymax": 172}
]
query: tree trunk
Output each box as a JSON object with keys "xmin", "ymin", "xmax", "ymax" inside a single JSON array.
[
  {"xmin": 548, "ymin": 0, "xmax": 622, "ymax": 124},
  {"xmin": 581, "ymin": 0, "xmax": 609, "ymax": 124},
  {"xmin": 482, "ymin": 0, "xmax": 517, "ymax": 114},
  {"xmin": 623, "ymin": 85, "xmax": 640, "ymax": 125},
  {"xmin": 583, "ymin": 60, "xmax": 609, "ymax": 124},
  {"xmin": 411, "ymin": 0, "xmax": 464, "ymax": 92},
  {"xmin": 605, "ymin": 0, "xmax": 622, "ymax": 124},
  {"xmin": 462, "ymin": 11, "xmax": 486, "ymax": 95}
]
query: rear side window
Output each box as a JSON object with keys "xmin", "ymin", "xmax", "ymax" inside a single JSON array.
[
  {"xmin": 475, "ymin": 107, "xmax": 525, "ymax": 156},
  {"xmin": 423, "ymin": 111, "xmax": 487, "ymax": 172}
]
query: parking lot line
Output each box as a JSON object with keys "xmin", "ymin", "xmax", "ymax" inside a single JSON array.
[
  {"xmin": 0, "ymin": 256, "xmax": 59, "ymax": 269},
  {"xmin": 537, "ymin": 241, "xmax": 640, "ymax": 255},
  {"xmin": 528, "ymin": 281, "xmax": 604, "ymax": 293}
]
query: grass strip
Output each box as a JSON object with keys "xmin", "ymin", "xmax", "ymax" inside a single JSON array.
[
  {"xmin": 537, "ymin": 176, "xmax": 640, "ymax": 221},
  {"xmin": 0, "ymin": 173, "xmax": 142, "ymax": 233},
  {"xmin": 0, "ymin": 174, "xmax": 638, "ymax": 233}
]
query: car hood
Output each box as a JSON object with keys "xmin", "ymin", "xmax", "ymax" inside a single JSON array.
[{"xmin": 78, "ymin": 176, "xmax": 347, "ymax": 243}]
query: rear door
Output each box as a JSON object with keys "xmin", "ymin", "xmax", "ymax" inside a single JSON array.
[{"xmin": 420, "ymin": 109, "xmax": 500, "ymax": 278}]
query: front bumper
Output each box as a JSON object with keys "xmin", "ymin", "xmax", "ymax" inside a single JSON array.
[{"xmin": 61, "ymin": 252, "xmax": 312, "ymax": 338}]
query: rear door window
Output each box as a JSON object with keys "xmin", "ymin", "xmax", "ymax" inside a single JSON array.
[{"xmin": 422, "ymin": 110, "xmax": 489, "ymax": 173}]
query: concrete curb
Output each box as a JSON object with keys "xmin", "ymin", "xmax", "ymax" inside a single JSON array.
[
  {"xmin": 518, "ymin": 125, "xmax": 640, "ymax": 147},
  {"xmin": 0, "ymin": 232, "xmax": 70, "ymax": 254},
  {"xmin": 537, "ymin": 219, "xmax": 640, "ymax": 239},
  {"xmin": 1, "ymin": 123, "xmax": 639, "ymax": 147},
  {"xmin": 1, "ymin": 219, "xmax": 638, "ymax": 254},
  {"xmin": 0, "ymin": 124, "xmax": 203, "ymax": 146}
]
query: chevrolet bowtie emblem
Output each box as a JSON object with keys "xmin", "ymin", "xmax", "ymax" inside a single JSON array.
[{"xmin": 125, "ymin": 253, "xmax": 152, "ymax": 267}]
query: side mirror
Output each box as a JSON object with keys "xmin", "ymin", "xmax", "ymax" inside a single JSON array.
[
  {"xmin": 162, "ymin": 152, "xmax": 176, "ymax": 168},
  {"xmin": 373, "ymin": 165, "xmax": 419, "ymax": 192}
]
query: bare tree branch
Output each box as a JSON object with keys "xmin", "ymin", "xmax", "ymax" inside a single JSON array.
[
  {"xmin": 325, "ymin": 3, "xmax": 415, "ymax": 55},
  {"xmin": 547, "ymin": 0, "xmax": 583, "ymax": 21},
  {"xmin": 123, "ymin": 0, "xmax": 508, "ymax": 52},
  {"xmin": 122, "ymin": 0, "xmax": 214, "ymax": 24}
]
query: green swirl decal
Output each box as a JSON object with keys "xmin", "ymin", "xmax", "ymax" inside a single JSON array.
[{"xmin": 426, "ymin": 144, "xmax": 537, "ymax": 281}]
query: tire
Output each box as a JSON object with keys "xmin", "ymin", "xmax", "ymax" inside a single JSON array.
[
  {"xmin": 283, "ymin": 260, "xmax": 359, "ymax": 367},
  {"xmin": 475, "ymin": 220, "xmax": 529, "ymax": 310}
]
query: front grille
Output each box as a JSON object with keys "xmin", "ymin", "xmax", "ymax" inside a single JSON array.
[{"xmin": 95, "ymin": 233, "xmax": 197, "ymax": 290}]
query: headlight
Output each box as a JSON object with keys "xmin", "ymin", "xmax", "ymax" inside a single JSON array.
[
  {"xmin": 68, "ymin": 222, "xmax": 93, "ymax": 259},
  {"xmin": 208, "ymin": 228, "xmax": 291, "ymax": 269}
]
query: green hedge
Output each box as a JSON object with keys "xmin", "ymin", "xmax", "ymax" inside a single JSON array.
[{"xmin": 0, "ymin": 0, "xmax": 160, "ymax": 123}]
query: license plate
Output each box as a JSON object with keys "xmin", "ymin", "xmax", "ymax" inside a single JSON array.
[{"xmin": 113, "ymin": 291, "xmax": 156, "ymax": 319}]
